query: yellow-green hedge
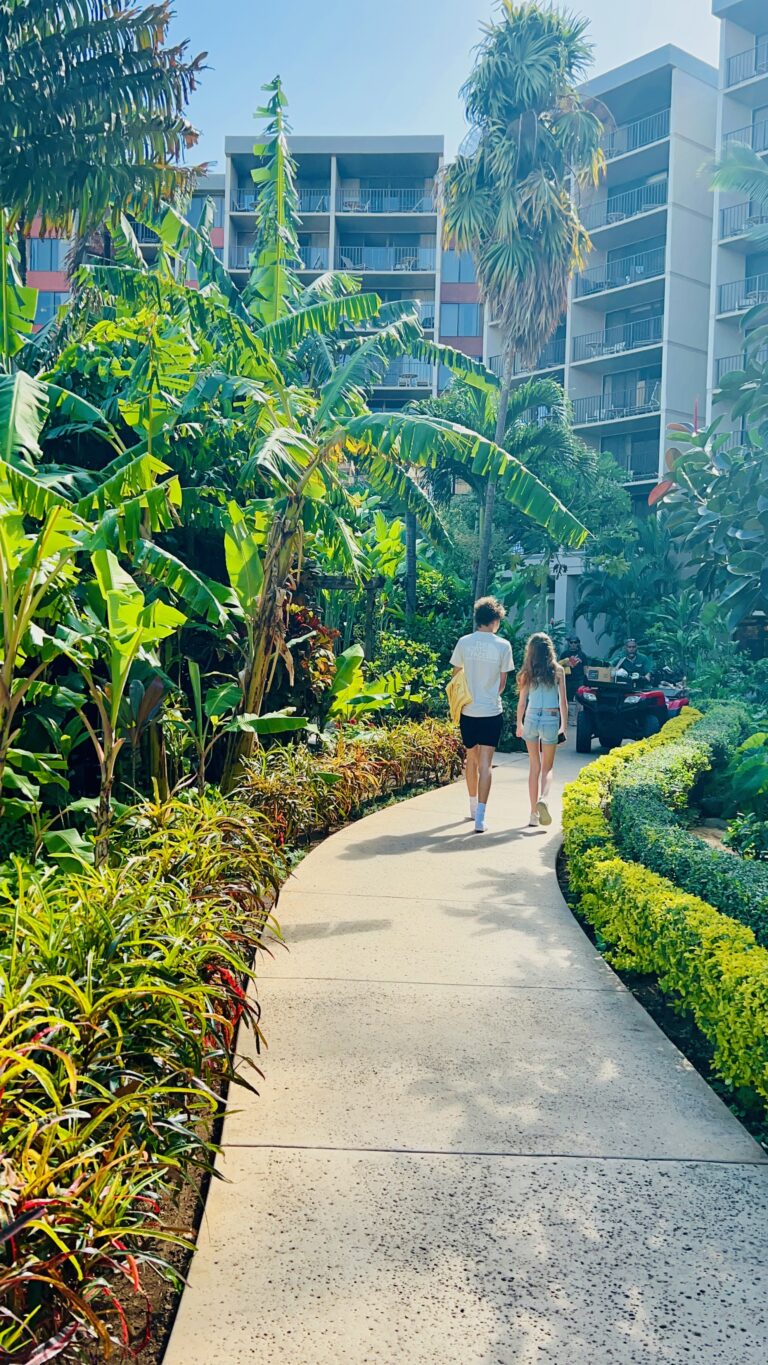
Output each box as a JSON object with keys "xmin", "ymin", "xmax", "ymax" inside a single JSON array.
[{"xmin": 563, "ymin": 710, "xmax": 768, "ymax": 1103}]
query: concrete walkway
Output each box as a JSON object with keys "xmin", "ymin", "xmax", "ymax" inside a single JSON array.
[{"xmin": 165, "ymin": 752, "xmax": 768, "ymax": 1364}]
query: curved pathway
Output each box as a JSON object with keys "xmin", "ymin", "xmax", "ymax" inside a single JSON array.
[{"xmin": 166, "ymin": 751, "xmax": 768, "ymax": 1364}]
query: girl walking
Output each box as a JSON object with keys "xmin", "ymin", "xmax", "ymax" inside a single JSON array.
[{"xmin": 516, "ymin": 632, "xmax": 568, "ymax": 827}]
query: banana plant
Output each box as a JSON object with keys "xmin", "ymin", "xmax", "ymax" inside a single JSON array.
[
  {"xmin": 0, "ymin": 483, "xmax": 82, "ymax": 807},
  {"xmin": 61, "ymin": 551, "xmax": 186, "ymax": 866},
  {"xmin": 181, "ymin": 660, "xmax": 307, "ymax": 793}
]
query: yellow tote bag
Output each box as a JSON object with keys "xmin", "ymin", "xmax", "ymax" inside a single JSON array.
[{"xmin": 446, "ymin": 669, "xmax": 473, "ymax": 725}]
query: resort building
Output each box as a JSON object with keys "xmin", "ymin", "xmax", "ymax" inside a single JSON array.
[
  {"xmin": 486, "ymin": 45, "xmax": 718, "ymax": 523},
  {"xmin": 220, "ymin": 134, "xmax": 452, "ymax": 407},
  {"xmin": 708, "ymin": 0, "xmax": 768, "ymax": 429}
]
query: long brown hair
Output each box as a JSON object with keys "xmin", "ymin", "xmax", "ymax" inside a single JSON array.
[{"xmin": 517, "ymin": 632, "xmax": 558, "ymax": 690}]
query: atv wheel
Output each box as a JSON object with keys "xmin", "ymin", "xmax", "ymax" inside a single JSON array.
[
  {"xmin": 575, "ymin": 711, "xmax": 593, "ymax": 754},
  {"xmin": 599, "ymin": 734, "xmax": 618, "ymax": 752},
  {"xmin": 642, "ymin": 715, "xmax": 661, "ymax": 738}
]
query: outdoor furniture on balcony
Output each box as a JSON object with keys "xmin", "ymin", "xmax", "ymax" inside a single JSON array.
[
  {"xmin": 575, "ymin": 245, "xmax": 666, "ymax": 298},
  {"xmin": 718, "ymin": 272, "xmax": 768, "ymax": 314},
  {"xmin": 488, "ymin": 337, "xmax": 565, "ymax": 377},
  {"xmin": 336, "ymin": 186, "xmax": 435, "ymax": 214},
  {"xmin": 604, "ymin": 108, "xmax": 670, "ymax": 160},
  {"xmin": 297, "ymin": 245, "xmax": 329, "ymax": 270},
  {"xmin": 335, "ymin": 246, "xmax": 436, "ymax": 272},
  {"xmin": 231, "ymin": 190, "xmax": 258, "ymax": 212},
  {"xmin": 297, "ymin": 187, "xmax": 331, "ymax": 213},
  {"xmin": 572, "ymin": 316, "xmax": 663, "ymax": 363},
  {"xmin": 572, "ymin": 383, "xmax": 661, "ymax": 425},
  {"xmin": 726, "ymin": 40, "xmax": 768, "ymax": 88},
  {"xmin": 580, "ymin": 179, "xmax": 668, "ymax": 232},
  {"xmin": 720, "ymin": 201, "xmax": 768, "ymax": 240},
  {"xmin": 380, "ymin": 359, "xmax": 433, "ymax": 388}
]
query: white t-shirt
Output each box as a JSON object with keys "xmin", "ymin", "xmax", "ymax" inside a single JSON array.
[{"xmin": 450, "ymin": 631, "xmax": 514, "ymax": 717}]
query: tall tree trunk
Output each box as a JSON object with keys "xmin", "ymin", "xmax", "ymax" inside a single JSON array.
[
  {"xmin": 474, "ymin": 351, "xmax": 514, "ymax": 599},
  {"xmin": 405, "ymin": 511, "xmax": 417, "ymax": 625}
]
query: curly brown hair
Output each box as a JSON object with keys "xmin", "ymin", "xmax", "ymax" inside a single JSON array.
[{"xmin": 517, "ymin": 632, "xmax": 558, "ymax": 690}]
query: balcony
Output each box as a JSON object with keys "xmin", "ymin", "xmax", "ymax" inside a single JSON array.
[
  {"xmin": 334, "ymin": 245, "xmax": 436, "ymax": 272},
  {"xmin": 298, "ymin": 186, "xmax": 331, "ymax": 213},
  {"xmin": 230, "ymin": 245, "xmax": 253, "ymax": 270},
  {"xmin": 580, "ymin": 179, "xmax": 668, "ymax": 232},
  {"xmin": 575, "ymin": 245, "xmax": 665, "ymax": 297},
  {"xmin": 723, "ymin": 119, "xmax": 768, "ymax": 154},
  {"xmin": 297, "ymin": 244, "xmax": 329, "ymax": 270},
  {"xmin": 572, "ymin": 385, "xmax": 661, "ymax": 426},
  {"xmin": 128, "ymin": 220, "xmax": 159, "ymax": 244},
  {"xmin": 231, "ymin": 185, "xmax": 331, "ymax": 214},
  {"xmin": 604, "ymin": 109, "xmax": 670, "ymax": 159},
  {"xmin": 378, "ymin": 358, "xmax": 433, "ymax": 388},
  {"xmin": 572, "ymin": 315, "xmax": 663, "ymax": 362},
  {"xmin": 488, "ymin": 337, "xmax": 565, "ymax": 377},
  {"xmin": 720, "ymin": 200, "xmax": 768, "ymax": 240},
  {"xmin": 336, "ymin": 186, "xmax": 435, "ymax": 214},
  {"xmin": 715, "ymin": 348, "xmax": 768, "ymax": 383},
  {"xmin": 718, "ymin": 271, "xmax": 768, "ymax": 314},
  {"xmin": 726, "ymin": 41, "xmax": 768, "ymax": 88}
]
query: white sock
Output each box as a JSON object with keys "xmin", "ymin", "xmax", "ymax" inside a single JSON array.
[
  {"xmin": 475, "ymin": 802, "xmax": 487, "ymax": 831},
  {"xmin": 470, "ymin": 795, "xmax": 478, "ymax": 817}
]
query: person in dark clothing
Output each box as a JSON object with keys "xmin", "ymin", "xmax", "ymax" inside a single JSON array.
[
  {"xmin": 560, "ymin": 634, "xmax": 589, "ymax": 701},
  {"xmin": 611, "ymin": 637, "xmax": 654, "ymax": 680}
]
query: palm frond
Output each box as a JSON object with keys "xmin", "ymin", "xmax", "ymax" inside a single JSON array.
[{"xmin": 132, "ymin": 539, "xmax": 231, "ymax": 627}]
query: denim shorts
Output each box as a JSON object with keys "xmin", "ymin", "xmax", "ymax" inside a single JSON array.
[{"xmin": 522, "ymin": 708, "xmax": 560, "ymax": 745}]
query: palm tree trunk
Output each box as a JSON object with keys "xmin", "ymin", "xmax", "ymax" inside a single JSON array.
[
  {"xmin": 405, "ymin": 511, "xmax": 417, "ymax": 624},
  {"xmin": 474, "ymin": 350, "xmax": 514, "ymax": 598}
]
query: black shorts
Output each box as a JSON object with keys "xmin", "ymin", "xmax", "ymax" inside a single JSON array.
[{"xmin": 459, "ymin": 712, "xmax": 504, "ymax": 750}]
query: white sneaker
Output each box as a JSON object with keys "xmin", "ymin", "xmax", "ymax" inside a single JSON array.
[
  {"xmin": 528, "ymin": 811, "xmax": 539, "ymax": 827},
  {"xmin": 536, "ymin": 800, "xmax": 552, "ymax": 826}
]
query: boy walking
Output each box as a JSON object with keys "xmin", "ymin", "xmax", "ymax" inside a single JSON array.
[{"xmin": 450, "ymin": 597, "xmax": 514, "ymax": 833}]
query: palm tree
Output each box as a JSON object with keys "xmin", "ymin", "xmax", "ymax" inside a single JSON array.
[
  {"xmin": 0, "ymin": 0, "xmax": 204, "ymax": 240},
  {"xmin": 443, "ymin": 0, "xmax": 604, "ymax": 595}
]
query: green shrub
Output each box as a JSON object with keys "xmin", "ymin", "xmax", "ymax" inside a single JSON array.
[
  {"xmin": 0, "ymin": 718, "xmax": 462, "ymax": 1360},
  {"xmin": 725, "ymin": 812, "xmax": 768, "ymax": 861},
  {"xmin": 563, "ymin": 710, "xmax": 768, "ymax": 1105},
  {"xmin": 373, "ymin": 632, "xmax": 449, "ymax": 720},
  {"xmin": 607, "ymin": 704, "xmax": 768, "ymax": 944}
]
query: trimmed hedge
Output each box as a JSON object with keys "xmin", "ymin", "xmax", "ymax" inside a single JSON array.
[
  {"xmin": 563, "ymin": 711, "xmax": 768, "ymax": 1104},
  {"xmin": 608, "ymin": 704, "xmax": 768, "ymax": 945}
]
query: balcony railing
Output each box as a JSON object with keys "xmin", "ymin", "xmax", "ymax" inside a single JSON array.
[
  {"xmin": 230, "ymin": 245, "xmax": 254, "ymax": 269},
  {"xmin": 488, "ymin": 337, "xmax": 566, "ymax": 377},
  {"xmin": 580, "ymin": 179, "xmax": 668, "ymax": 232},
  {"xmin": 720, "ymin": 200, "xmax": 768, "ymax": 240},
  {"xmin": 718, "ymin": 272, "xmax": 768, "ymax": 314},
  {"xmin": 298, "ymin": 187, "xmax": 331, "ymax": 213},
  {"xmin": 723, "ymin": 120, "xmax": 768, "ymax": 154},
  {"xmin": 573, "ymin": 315, "xmax": 663, "ymax": 362},
  {"xmin": 726, "ymin": 41, "xmax": 768, "ymax": 88},
  {"xmin": 231, "ymin": 185, "xmax": 331, "ymax": 213},
  {"xmin": 575, "ymin": 245, "xmax": 665, "ymax": 297},
  {"xmin": 297, "ymin": 244, "xmax": 329, "ymax": 270},
  {"xmin": 572, "ymin": 385, "xmax": 661, "ymax": 425},
  {"xmin": 378, "ymin": 358, "xmax": 433, "ymax": 388},
  {"xmin": 620, "ymin": 454, "xmax": 660, "ymax": 482},
  {"xmin": 334, "ymin": 245, "xmax": 436, "ymax": 272},
  {"xmin": 605, "ymin": 108, "xmax": 670, "ymax": 159},
  {"xmin": 336, "ymin": 186, "xmax": 435, "ymax": 214},
  {"xmin": 128, "ymin": 221, "xmax": 159, "ymax": 243},
  {"xmin": 715, "ymin": 348, "xmax": 768, "ymax": 384}
]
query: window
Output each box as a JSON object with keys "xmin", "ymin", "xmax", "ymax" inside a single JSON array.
[
  {"xmin": 442, "ymin": 249, "xmax": 476, "ymax": 283},
  {"xmin": 28, "ymin": 237, "xmax": 67, "ymax": 271},
  {"xmin": 35, "ymin": 291, "xmax": 69, "ymax": 325},
  {"xmin": 440, "ymin": 302, "xmax": 482, "ymax": 336}
]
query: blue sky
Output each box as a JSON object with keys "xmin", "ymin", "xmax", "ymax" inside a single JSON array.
[{"xmin": 170, "ymin": 0, "xmax": 721, "ymax": 169}]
